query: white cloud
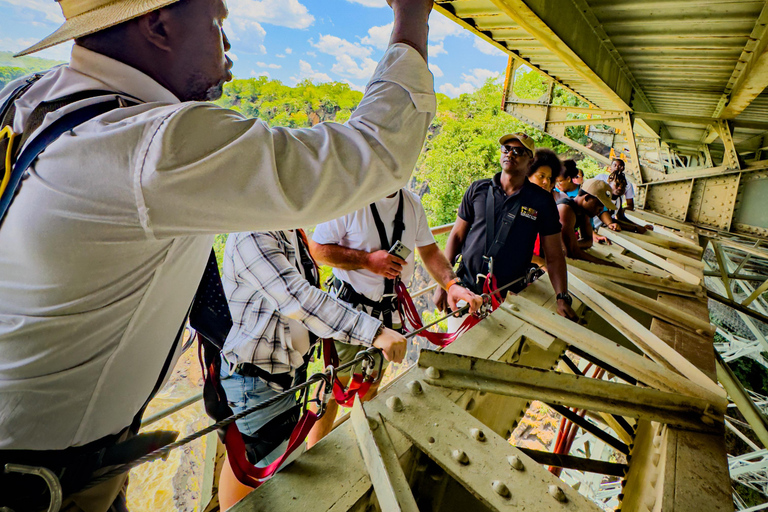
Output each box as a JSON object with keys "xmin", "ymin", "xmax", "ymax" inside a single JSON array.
[
  {"xmin": 428, "ymin": 41, "xmax": 446, "ymax": 56},
  {"xmin": 344, "ymin": 0, "xmax": 388, "ymax": 6},
  {"xmin": 360, "ymin": 22, "xmax": 392, "ymax": 50},
  {"xmin": 312, "ymin": 34, "xmax": 371, "ymax": 59},
  {"xmin": 292, "ymin": 60, "xmax": 332, "ymax": 83},
  {"xmin": 473, "ymin": 38, "xmax": 506, "ymax": 56},
  {"xmin": 251, "ymin": 69, "xmax": 271, "ymax": 78},
  {"xmin": 429, "ymin": 11, "xmax": 465, "ymax": 41},
  {"xmin": 256, "ymin": 61, "xmax": 282, "ymax": 69},
  {"xmin": 223, "ymin": 18, "xmax": 267, "ymax": 54},
  {"xmin": 0, "ymin": 0, "xmax": 63, "ymax": 23},
  {"xmin": 285, "ymin": 47, "xmax": 293, "ymax": 54},
  {"xmin": 331, "ymin": 54, "xmax": 378, "ymax": 80},
  {"xmin": 438, "ymin": 68, "xmax": 500, "ymax": 97},
  {"xmin": 462, "ymin": 68, "xmax": 500, "ymax": 88},
  {"xmin": 276, "ymin": 53, "xmax": 286, "ymax": 58},
  {"xmin": 438, "ymin": 82, "xmax": 475, "ymax": 97},
  {"xmin": 227, "ymin": 0, "xmax": 314, "ymax": 29},
  {"xmin": 229, "ymin": 52, "xmax": 239, "ymax": 61},
  {"xmin": 306, "ymin": 51, "xmax": 317, "ymax": 57},
  {"xmin": 341, "ymin": 79, "xmax": 366, "ymax": 92},
  {"xmin": 428, "ymin": 63, "xmax": 444, "ymax": 78}
]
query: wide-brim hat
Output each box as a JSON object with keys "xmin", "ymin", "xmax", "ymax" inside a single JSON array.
[
  {"xmin": 581, "ymin": 178, "xmax": 617, "ymax": 210},
  {"xmin": 15, "ymin": 0, "xmax": 182, "ymax": 57},
  {"xmin": 498, "ymin": 132, "xmax": 535, "ymax": 154}
]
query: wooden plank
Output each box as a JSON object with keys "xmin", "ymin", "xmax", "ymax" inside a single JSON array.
[
  {"xmin": 717, "ymin": 239, "xmax": 768, "ymax": 261},
  {"xmin": 501, "ymin": 295, "xmax": 727, "ymax": 409},
  {"xmin": 609, "ymin": 231, "xmax": 705, "ymax": 269},
  {"xmin": 568, "ymin": 267, "xmax": 713, "ymax": 335},
  {"xmin": 619, "ymin": 229, "xmax": 703, "ymax": 258},
  {"xmin": 589, "ymin": 243, "xmax": 672, "ymax": 278},
  {"xmin": 350, "ymin": 401, "xmax": 419, "ymax": 512},
  {"xmin": 418, "ymin": 350, "xmax": 718, "ymax": 433},
  {"xmin": 597, "ymin": 228, "xmax": 701, "ymax": 284},
  {"xmin": 628, "ymin": 209, "xmax": 695, "ymax": 233},
  {"xmin": 624, "ymin": 211, "xmax": 700, "ymax": 247},
  {"xmin": 567, "ymin": 273, "xmax": 725, "ymax": 404},
  {"xmin": 566, "ymin": 258, "xmax": 702, "ymax": 297}
]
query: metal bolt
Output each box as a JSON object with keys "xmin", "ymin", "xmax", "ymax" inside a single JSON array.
[
  {"xmin": 425, "ymin": 366, "xmax": 441, "ymax": 379},
  {"xmin": 407, "ymin": 380, "xmax": 423, "ymax": 396},
  {"xmin": 491, "ymin": 481, "xmax": 510, "ymax": 498},
  {"xmin": 386, "ymin": 396, "xmax": 404, "ymax": 412},
  {"xmin": 507, "ymin": 455, "xmax": 524, "ymax": 471},
  {"xmin": 452, "ymin": 449, "xmax": 469, "ymax": 465},
  {"xmin": 368, "ymin": 418, "xmax": 379, "ymax": 431},
  {"xmin": 470, "ymin": 428, "xmax": 486, "ymax": 442},
  {"xmin": 549, "ymin": 485, "xmax": 567, "ymax": 503}
]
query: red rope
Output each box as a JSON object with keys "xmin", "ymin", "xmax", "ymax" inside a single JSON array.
[{"xmin": 322, "ymin": 339, "xmax": 374, "ymax": 407}]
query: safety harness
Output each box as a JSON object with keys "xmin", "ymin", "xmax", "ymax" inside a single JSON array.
[
  {"xmin": 190, "ymin": 232, "xmax": 322, "ymax": 487},
  {"xmin": 330, "ymin": 190, "xmax": 405, "ymax": 328},
  {"xmin": 0, "ymin": 76, "xmax": 185, "ymax": 511}
]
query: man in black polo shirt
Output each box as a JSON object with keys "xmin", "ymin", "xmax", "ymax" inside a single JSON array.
[{"xmin": 434, "ymin": 133, "xmax": 577, "ymax": 320}]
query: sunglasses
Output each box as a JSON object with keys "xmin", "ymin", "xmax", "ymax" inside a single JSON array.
[{"xmin": 500, "ymin": 145, "xmax": 530, "ymax": 157}]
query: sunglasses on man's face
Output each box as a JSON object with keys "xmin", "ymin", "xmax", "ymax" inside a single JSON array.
[{"xmin": 500, "ymin": 145, "xmax": 530, "ymax": 157}]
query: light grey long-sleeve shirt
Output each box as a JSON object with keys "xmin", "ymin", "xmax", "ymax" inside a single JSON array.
[{"xmin": 0, "ymin": 43, "xmax": 435, "ymax": 449}]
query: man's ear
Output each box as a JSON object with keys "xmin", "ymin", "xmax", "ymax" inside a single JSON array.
[{"xmin": 137, "ymin": 10, "xmax": 173, "ymax": 52}]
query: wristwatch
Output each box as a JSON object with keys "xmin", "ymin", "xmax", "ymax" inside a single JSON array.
[{"xmin": 556, "ymin": 291, "xmax": 573, "ymax": 306}]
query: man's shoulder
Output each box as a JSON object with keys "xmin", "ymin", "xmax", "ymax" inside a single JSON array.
[{"xmin": 467, "ymin": 177, "xmax": 493, "ymax": 194}]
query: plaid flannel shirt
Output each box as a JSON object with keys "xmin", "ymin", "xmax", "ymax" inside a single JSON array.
[{"xmin": 221, "ymin": 231, "xmax": 381, "ymax": 378}]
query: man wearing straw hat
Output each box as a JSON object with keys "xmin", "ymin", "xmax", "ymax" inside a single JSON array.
[{"xmin": 0, "ymin": 0, "xmax": 436, "ymax": 509}]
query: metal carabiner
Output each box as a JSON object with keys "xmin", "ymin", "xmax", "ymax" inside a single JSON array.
[{"xmin": 4, "ymin": 464, "xmax": 62, "ymax": 512}]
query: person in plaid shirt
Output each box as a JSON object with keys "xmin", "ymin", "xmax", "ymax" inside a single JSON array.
[{"xmin": 218, "ymin": 229, "xmax": 405, "ymax": 509}]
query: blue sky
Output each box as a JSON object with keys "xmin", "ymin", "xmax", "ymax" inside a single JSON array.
[{"xmin": 0, "ymin": 0, "xmax": 508, "ymax": 96}]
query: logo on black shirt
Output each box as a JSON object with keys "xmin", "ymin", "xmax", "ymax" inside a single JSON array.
[{"xmin": 520, "ymin": 206, "xmax": 538, "ymax": 220}]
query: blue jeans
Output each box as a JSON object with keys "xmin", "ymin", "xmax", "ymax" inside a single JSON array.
[{"xmin": 219, "ymin": 363, "xmax": 300, "ymax": 467}]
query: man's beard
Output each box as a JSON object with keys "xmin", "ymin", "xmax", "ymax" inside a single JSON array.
[{"xmin": 183, "ymin": 73, "xmax": 225, "ymax": 102}]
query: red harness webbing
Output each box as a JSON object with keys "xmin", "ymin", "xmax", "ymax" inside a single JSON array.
[
  {"xmin": 394, "ymin": 280, "xmax": 498, "ymax": 348},
  {"xmin": 198, "ymin": 342, "xmax": 317, "ymax": 488},
  {"xmin": 223, "ymin": 411, "xmax": 317, "ymax": 487},
  {"xmin": 322, "ymin": 338, "xmax": 373, "ymax": 407}
]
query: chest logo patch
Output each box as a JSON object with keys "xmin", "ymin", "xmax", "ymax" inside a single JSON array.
[{"xmin": 520, "ymin": 206, "xmax": 538, "ymax": 220}]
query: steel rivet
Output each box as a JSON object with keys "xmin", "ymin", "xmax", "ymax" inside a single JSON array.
[
  {"xmin": 425, "ymin": 366, "xmax": 441, "ymax": 379},
  {"xmin": 407, "ymin": 380, "xmax": 423, "ymax": 396},
  {"xmin": 508, "ymin": 304, "xmax": 520, "ymax": 312},
  {"xmin": 652, "ymin": 452, "xmax": 660, "ymax": 466},
  {"xmin": 452, "ymin": 449, "xmax": 469, "ymax": 465},
  {"xmin": 386, "ymin": 396, "xmax": 404, "ymax": 412},
  {"xmin": 368, "ymin": 418, "xmax": 379, "ymax": 430},
  {"xmin": 507, "ymin": 455, "xmax": 524, "ymax": 471},
  {"xmin": 470, "ymin": 428, "xmax": 486, "ymax": 442},
  {"xmin": 492, "ymin": 481, "xmax": 511, "ymax": 498},
  {"xmin": 549, "ymin": 485, "xmax": 567, "ymax": 502}
]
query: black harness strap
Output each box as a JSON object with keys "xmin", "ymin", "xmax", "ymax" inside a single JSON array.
[
  {"xmin": 484, "ymin": 184, "xmax": 523, "ymax": 272},
  {"xmin": 369, "ymin": 190, "xmax": 404, "ymax": 327}
]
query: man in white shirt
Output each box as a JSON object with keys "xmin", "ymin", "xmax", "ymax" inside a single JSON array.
[
  {"xmin": 596, "ymin": 159, "xmax": 636, "ymax": 210},
  {"xmin": 0, "ymin": 0, "xmax": 435, "ymax": 509},
  {"xmin": 307, "ymin": 189, "xmax": 481, "ymax": 445}
]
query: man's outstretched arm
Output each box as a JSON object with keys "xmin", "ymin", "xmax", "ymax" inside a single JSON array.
[{"xmin": 419, "ymin": 243, "xmax": 482, "ymax": 314}]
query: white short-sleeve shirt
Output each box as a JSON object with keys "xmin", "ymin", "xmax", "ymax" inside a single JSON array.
[{"xmin": 312, "ymin": 189, "xmax": 435, "ymax": 301}]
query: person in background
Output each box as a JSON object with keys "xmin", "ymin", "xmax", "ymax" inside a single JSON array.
[
  {"xmin": 596, "ymin": 158, "xmax": 636, "ymax": 210},
  {"xmin": 557, "ymin": 179, "xmax": 622, "ymax": 267},
  {"xmin": 593, "ymin": 172, "xmax": 652, "ymax": 235},
  {"xmin": 218, "ymin": 229, "xmax": 407, "ymax": 509},
  {"xmin": 308, "ymin": 189, "xmax": 482, "ymax": 446},
  {"xmin": 526, "ymin": 148, "xmax": 563, "ymax": 268},
  {"xmin": 556, "ymin": 159, "xmax": 581, "ymax": 199},
  {"xmin": 437, "ymin": 133, "xmax": 577, "ymax": 325},
  {"xmin": 573, "ymin": 165, "xmax": 585, "ymax": 188}
]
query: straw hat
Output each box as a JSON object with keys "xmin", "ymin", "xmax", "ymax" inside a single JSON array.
[
  {"xmin": 581, "ymin": 178, "xmax": 618, "ymax": 211},
  {"xmin": 498, "ymin": 132, "xmax": 535, "ymax": 154},
  {"xmin": 15, "ymin": 0, "xmax": 183, "ymax": 57}
]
